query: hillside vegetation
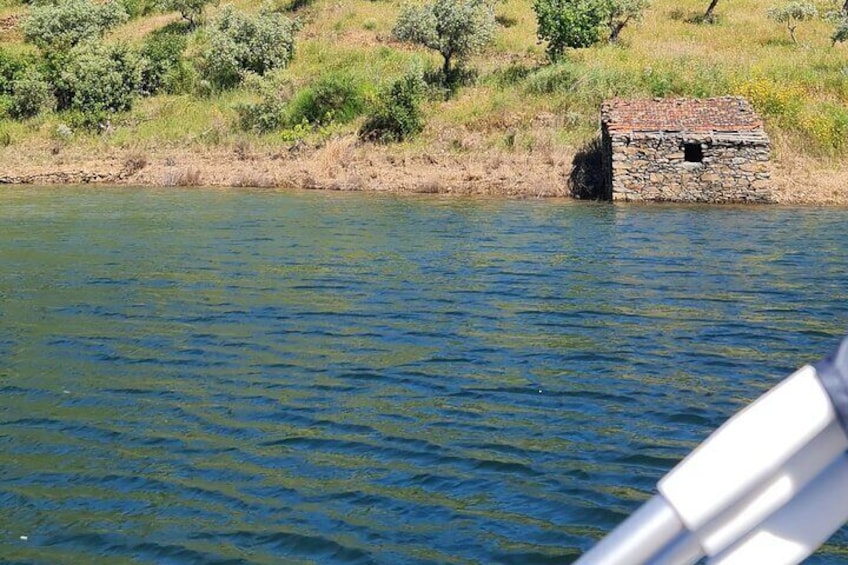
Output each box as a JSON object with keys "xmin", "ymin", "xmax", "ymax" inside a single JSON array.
[{"xmin": 0, "ymin": 0, "xmax": 847, "ymax": 198}]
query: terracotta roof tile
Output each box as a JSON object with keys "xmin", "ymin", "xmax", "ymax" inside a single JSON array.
[{"xmin": 602, "ymin": 97, "xmax": 765, "ymax": 135}]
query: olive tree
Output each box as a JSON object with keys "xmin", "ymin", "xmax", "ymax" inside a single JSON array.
[
  {"xmin": 393, "ymin": 0, "xmax": 496, "ymax": 80},
  {"xmin": 156, "ymin": 0, "xmax": 215, "ymax": 28},
  {"xmin": 767, "ymin": 1, "xmax": 818, "ymax": 44},
  {"xmin": 702, "ymin": 0, "xmax": 720, "ymax": 23},
  {"xmin": 597, "ymin": 0, "xmax": 650, "ymax": 42}
]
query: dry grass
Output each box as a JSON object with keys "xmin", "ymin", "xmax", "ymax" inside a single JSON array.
[
  {"xmin": 162, "ymin": 168, "xmax": 203, "ymax": 186},
  {"xmin": 307, "ymin": 135, "xmax": 357, "ymax": 178},
  {"xmin": 414, "ymin": 176, "xmax": 443, "ymax": 194},
  {"xmin": 122, "ymin": 151, "xmax": 148, "ymax": 176},
  {"xmin": 230, "ymin": 171, "xmax": 277, "ymax": 187},
  {"xmin": 233, "ymin": 139, "xmax": 256, "ymax": 161}
]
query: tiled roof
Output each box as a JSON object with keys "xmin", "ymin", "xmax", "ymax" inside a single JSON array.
[{"xmin": 602, "ymin": 97, "xmax": 765, "ymax": 135}]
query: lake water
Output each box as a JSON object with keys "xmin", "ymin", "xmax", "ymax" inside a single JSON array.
[{"xmin": 1, "ymin": 187, "xmax": 847, "ymax": 564}]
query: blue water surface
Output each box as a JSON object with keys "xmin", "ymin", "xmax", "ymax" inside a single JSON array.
[{"xmin": 0, "ymin": 187, "xmax": 846, "ymax": 564}]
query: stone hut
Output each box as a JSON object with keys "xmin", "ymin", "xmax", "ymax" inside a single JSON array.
[{"xmin": 601, "ymin": 97, "xmax": 771, "ymax": 202}]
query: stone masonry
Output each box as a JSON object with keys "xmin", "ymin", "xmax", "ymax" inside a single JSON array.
[{"xmin": 601, "ymin": 97, "xmax": 772, "ymax": 203}]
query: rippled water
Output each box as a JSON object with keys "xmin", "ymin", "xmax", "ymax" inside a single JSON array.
[{"xmin": 0, "ymin": 187, "xmax": 847, "ymax": 564}]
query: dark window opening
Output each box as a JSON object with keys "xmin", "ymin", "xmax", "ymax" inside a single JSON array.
[{"xmin": 684, "ymin": 143, "xmax": 704, "ymax": 163}]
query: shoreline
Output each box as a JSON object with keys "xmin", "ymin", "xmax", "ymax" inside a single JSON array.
[{"xmin": 3, "ymin": 136, "xmax": 848, "ymax": 205}]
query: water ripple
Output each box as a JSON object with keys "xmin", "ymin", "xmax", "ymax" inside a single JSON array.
[{"xmin": 0, "ymin": 189, "xmax": 846, "ymax": 563}]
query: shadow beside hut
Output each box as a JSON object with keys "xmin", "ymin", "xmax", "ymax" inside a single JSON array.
[{"xmin": 568, "ymin": 137, "xmax": 607, "ymax": 200}]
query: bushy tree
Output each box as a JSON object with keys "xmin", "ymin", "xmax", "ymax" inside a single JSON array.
[
  {"xmin": 56, "ymin": 41, "xmax": 142, "ymax": 127},
  {"xmin": 393, "ymin": 0, "xmax": 495, "ymax": 80},
  {"xmin": 196, "ymin": 6, "xmax": 297, "ymax": 90},
  {"xmin": 534, "ymin": 0, "xmax": 602, "ymax": 59},
  {"xmin": 533, "ymin": 0, "xmax": 649, "ymax": 59},
  {"xmin": 22, "ymin": 0, "xmax": 128, "ymax": 53},
  {"xmin": 767, "ymin": 1, "xmax": 818, "ymax": 44}
]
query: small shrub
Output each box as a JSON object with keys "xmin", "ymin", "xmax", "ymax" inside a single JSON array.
[
  {"xmin": 236, "ymin": 83, "xmax": 289, "ymax": 132},
  {"xmin": 23, "ymin": 0, "xmax": 128, "ymax": 52},
  {"xmin": 360, "ymin": 71, "xmax": 425, "ymax": 143},
  {"xmin": 196, "ymin": 6, "xmax": 297, "ymax": 90},
  {"xmin": 54, "ymin": 123, "xmax": 73, "ymax": 140},
  {"xmin": 9, "ymin": 68, "xmax": 53, "ymax": 118},
  {"xmin": 289, "ymin": 74, "xmax": 365, "ymax": 126},
  {"xmin": 57, "ymin": 41, "xmax": 142, "ymax": 128}
]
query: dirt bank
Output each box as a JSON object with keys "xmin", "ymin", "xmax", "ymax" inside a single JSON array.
[{"xmin": 2, "ymin": 136, "xmax": 847, "ymax": 204}]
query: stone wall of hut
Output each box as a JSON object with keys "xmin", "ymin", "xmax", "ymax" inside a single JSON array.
[{"xmin": 602, "ymin": 129, "xmax": 772, "ymax": 203}]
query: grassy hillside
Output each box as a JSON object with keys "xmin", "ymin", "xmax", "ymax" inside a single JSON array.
[{"xmin": 1, "ymin": 0, "xmax": 847, "ymax": 181}]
